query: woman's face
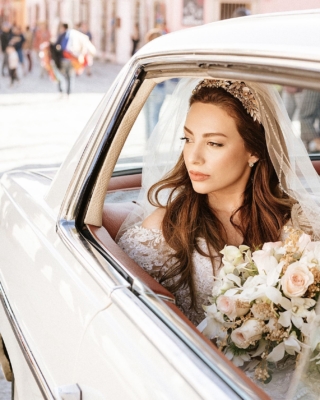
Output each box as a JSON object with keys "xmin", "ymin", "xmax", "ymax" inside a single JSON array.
[{"xmin": 183, "ymin": 102, "xmax": 257, "ymax": 201}]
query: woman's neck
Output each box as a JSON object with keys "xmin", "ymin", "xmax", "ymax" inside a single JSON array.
[
  {"xmin": 208, "ymin": 192, "xmax": 244, "ymax": 216},
  {"xmin": 208, "ymin": 192, "xmax": 244, "ymax": 246}
]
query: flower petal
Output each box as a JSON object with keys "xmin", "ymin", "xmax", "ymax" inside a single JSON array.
[
  {"xmin": 292, "ymin": 315, "xmax": 303, "ymax": 329},
  {"xmin": 284, "ymin": 335, "xmax": 301, "ymax": 355},
  {"xmin": 280, "ymin": 296, "xmax": 292, "ymax": 310},
  {"xmin": 267, "ymin": 342, "xmax": 285, "ymax": 362},
  {"xmin": 226, "ymin": 274, "xmax": 241, "ymax": 287},
  {"xmin": 264, "ymin": 286, "xmax": 283, "ymax": 304},
  {"xmin": 278, "ymin": 310, "xmax": 292, "ymax": 327}
]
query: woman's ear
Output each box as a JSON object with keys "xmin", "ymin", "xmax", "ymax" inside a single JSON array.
[{"xmin": 248, "ymin": 154, "xmax": 259, "ymax": 164}]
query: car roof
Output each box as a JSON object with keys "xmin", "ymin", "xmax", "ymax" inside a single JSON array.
[{"xmin": 137, "ymin": 9, "xmax": 320, "ymax": 62}]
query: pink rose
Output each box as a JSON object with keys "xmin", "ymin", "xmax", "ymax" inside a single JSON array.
[
  {"xmin": 281, "ymin": 262, "xmax": 314, "ymax": 298},
  {"xmin": 231, "ymin": 319, "xmax": 263, "ymax": 349},
  {"xmin": 216, "ymin": 295, "xmax": 250, "ymax": 320}
]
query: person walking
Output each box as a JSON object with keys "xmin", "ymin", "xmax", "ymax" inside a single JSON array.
[
  {"xmin": 24, "ymin": 26, "xmax": 34, "ymax": 73},
  {"xmin": 6, "ymin": 45, "xmax": 19, "ymax": 86},
  {"xmin": 130, "ymin": 23, "xmax": 140, "ymax": 56},
  {"xmin": 1, "ymin": 22, "xmax": 12, "ymax": 76},
  {"xmin": 9, "ymin": 26, "xmax": 25, "ymax": 75},
  {"xmin": 55, "ymin": 23, "xmax": 74, "ymax": 96}
]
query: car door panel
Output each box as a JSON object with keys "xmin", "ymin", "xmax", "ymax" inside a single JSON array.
[{"xmin": 0, "ymin": 172, "xmax": 128, "ymax": 396}]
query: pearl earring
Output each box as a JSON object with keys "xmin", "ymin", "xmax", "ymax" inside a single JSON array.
[{"xmin": 249, "ymin": 162, "xmax": 255, "ymax": 168}]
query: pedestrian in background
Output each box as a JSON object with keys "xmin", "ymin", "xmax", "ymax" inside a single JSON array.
[
  {"xmin": 24, "ymin": 26, "xmax": 34, "ymax": 73},
  {"xmin": 9, "ymin": 26, "xmax": 25, "ymax": 75},
  {"xmin": 1, "ymin": 22, "xmax": 12, "ymax": 76},
  {"xmin": 55, "ymin": 23, "xmax": 74, "ymax": 96},
  {"xmin": 131, "ymin": 23, "xmax": 140, "ymax": 56},
  {"xmin": 55, "ymin": 23, "xmax": 96, "ymax": 95},
  {"xmin": 6, "ymin": 45, "xmax": 19, "ymax": 86}
]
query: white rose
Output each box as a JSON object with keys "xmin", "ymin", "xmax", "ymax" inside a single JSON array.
[
  {"xmin": 301, "ymin": 241, "xmax": 320, "ymax": 268},
  {"xmin": 220, "ymin": 245, "xmax": 246, "ymax": 268},
  {"xmin": 281, "ymin": 262, "xmax": 314, "ymax": 298},
  {"xmin": 216, "ymin": 295, "xmax": 250, "ymax": 320},
  {"xmin": 252, "ymin": 249, "xmax": 280, "ymax": 277},
  {"xmin": 225, "ymin": 349, "xmax": 251, "ymax": 367},
  {"xmin": 262, "ymin": 241, "xmax": 284, "ymax": 256},
  {"xmin": 231, "ymin": 319, "xmax": 263, "ymax": 349},
  {"xmin": 297, "ymin": 232, "xmax": 311, "ymax": 253}
]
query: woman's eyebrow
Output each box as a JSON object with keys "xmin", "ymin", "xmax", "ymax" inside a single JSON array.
[
  {"xmin": 184, "ymin": 126, "xmax": 227, "ymax": 138},
  {"xmin": 184, "ymin": 126, "xmax": 194, "ymax": 135}
]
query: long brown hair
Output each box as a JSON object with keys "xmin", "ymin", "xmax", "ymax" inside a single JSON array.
[{"xmin": 148, "ymin": 86, "xmax": 293, "ymax": 308}]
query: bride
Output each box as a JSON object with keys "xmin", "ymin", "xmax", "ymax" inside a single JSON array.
[{"xmin": 116, "ymin": 78, "xmax": 320, "ymax": 397}]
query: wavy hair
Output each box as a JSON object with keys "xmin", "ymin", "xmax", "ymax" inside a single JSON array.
[{"xmin": 148, "ymin": 86, "xmax": 293, "ymax": 308}]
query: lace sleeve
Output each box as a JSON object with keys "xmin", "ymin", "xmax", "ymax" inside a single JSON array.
[
  {"xmin": 291, "ymin": 203, "xmax": 318, "ymax": 240},
  {"xmin": 116, "ymin": 225, "xmax": 174, "ymax": 279}
]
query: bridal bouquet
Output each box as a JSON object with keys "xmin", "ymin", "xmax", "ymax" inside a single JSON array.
[{"xmin": 199, "ymin": 227, "xmax": 320, "ymax": 383}]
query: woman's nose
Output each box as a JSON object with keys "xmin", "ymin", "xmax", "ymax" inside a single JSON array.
[{"xmin": 185, "ymin": 143, "xmax": 204, "ymax": 165}]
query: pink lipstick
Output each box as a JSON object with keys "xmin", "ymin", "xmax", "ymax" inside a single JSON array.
[{"xmin": 189, "ymin": 170, "xmax": 210, "ymax": 181}]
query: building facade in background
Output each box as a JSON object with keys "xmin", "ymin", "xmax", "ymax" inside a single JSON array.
[{"xmin": 1, "ymin": 0, "xmax": 320, "ymax": 64}]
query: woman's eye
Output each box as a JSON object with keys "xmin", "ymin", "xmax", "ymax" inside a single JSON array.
[
  {"xmin": 208, "ymin": 142, "xmax": 223, "ymax": 147},
  {"xmin": 180, "ymin": 136, "xmax": 191, "ymax": 143}
]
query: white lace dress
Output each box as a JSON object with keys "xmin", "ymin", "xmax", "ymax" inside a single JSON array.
[
  {"xmin": 117, "ymin": 204, "xmax": 313, "ymax": 326},
  {"xmin": 117, "ymin": 225, "xmax": 216, "ymax": 326},
  {"xmin": 117, "ymin": 204, "xmax": 316, "ymax": 400}
]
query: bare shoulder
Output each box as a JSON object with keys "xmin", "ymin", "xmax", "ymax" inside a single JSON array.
[{"xmin": 142, "ymin": 208, "xmax": 166, "ymax": 230}]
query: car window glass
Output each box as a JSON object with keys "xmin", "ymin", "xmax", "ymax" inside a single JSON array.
[
  {"xmin": 114, "ymin": 79, "xmax": 180, "ymax": 173},
  {"xmin": 280, "ymin": 85, "xmax": 320, "ymax": 155},
  {"xmin": 109, "ymin": 81, "xmax": 320, "ymax": 205},
  {"xmin": 115, "ymin": 83, "xmax": 320, "ymax": 175}
]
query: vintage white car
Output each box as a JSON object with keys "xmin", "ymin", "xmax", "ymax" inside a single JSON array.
[{"xmin": 0, "ymin": 9, "xmax": 320, "ymax": 400}]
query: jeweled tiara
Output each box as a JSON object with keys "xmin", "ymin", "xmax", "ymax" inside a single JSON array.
[{"xmin": 192, "ymin": 79, "xmax": 261, "ymax": 124}]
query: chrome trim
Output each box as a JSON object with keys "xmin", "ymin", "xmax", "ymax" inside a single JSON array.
[
  {"xmin": 150, "ymin": 293, "xmax": 175, "ymax": 304},
  {"xmin": 80, "ymin": 227, "xmax": 176, "ymax": 303},
  {"xmin": 111, "ymin": 287, "xmax": 241, "ymax": 399},
  {"xmin": 131, "ymin": 277, "xmax": 175, "ymax": 303},
  {"xmin": 140, "ymin": 294, "xmax": 264, "ymax": 400},
  {"xmin": 141, "ymin": 54, "xmax": 320, "ymax": 88},
  {"xmin": 60, "ymin": 61, "xmax": 139, "ymax": 222},
  {"xmin": 57, "ymin": 220, "xmax": 130, "ymax": 293},
  {"xmin": 140, "ymin": 50, "xmax": 320, "ymax": 68},
  {"xmin": 0, "ymin": 282, "xmax": 55, "ymax": 400}
]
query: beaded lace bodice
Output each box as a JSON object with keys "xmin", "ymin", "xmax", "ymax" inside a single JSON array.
[
  {"xmin": 117, "ymin": 225, "xmax": 216, "ymax": 325},
  {"xmin": 117, "ymin": 203, "xmax": 314, "ymax": 327}
]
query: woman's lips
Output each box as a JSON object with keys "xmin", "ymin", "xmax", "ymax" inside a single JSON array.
[{"xmin": 189, "ymin": 170, "xmax": 210, "ymax": 181}]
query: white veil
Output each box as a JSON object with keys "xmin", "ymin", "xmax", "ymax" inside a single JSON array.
[{"xmin": 116, "ymin": 78, "xmax": 320, "ymax": 240}]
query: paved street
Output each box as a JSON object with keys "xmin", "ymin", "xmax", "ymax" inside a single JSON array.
[
  {"xmin": 0, "ymin": 56, "xmax": 123, "ymax": 173},
  {"xmin": 0, "ymin": 56, "xmax": 123, "ymax": 398}
]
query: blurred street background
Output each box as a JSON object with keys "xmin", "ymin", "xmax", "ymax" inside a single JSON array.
[{"xmin": 0, "ymin": 59, "xmax": 123, "ymax": 174}]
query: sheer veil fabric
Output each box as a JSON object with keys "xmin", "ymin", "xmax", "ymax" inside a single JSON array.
[{"xmin": 116, "ymin": 77, "xmax": 320, "ymax": 240}]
